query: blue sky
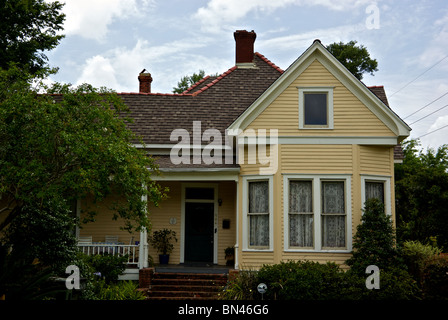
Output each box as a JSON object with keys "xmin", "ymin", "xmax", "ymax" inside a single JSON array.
[{"xmin": 46, "ymin": 0, "xmax": 448, "ymax": 150}]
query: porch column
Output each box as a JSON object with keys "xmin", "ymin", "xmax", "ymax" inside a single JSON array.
[
  {"xmin": 138, "ymin": 187, "xmax": 149, "ymax": 269},
  {"xmin": 234, "ymin": 179, "xmax": 239, "ymax": 270}
]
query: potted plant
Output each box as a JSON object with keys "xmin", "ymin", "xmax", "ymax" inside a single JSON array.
[
  {"xmin": 224, "ymin": 246, "xmax": 235, "ymax": 266},
  {"xmin": 149, "ymin": 229, "xmax": 178, "ymax": 264}
]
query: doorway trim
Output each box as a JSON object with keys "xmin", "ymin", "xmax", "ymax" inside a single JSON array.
[{"xmin": 180, "ymin": 183, "xmax": 219, "ymax": 264}]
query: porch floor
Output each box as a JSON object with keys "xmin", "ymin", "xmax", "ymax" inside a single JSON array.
[{"xmin": 154, "ymin": 263, "xmax": 233, "ymax": 274}]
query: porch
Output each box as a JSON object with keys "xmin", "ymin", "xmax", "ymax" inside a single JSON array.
[{"xmin": 76, "ymin": 179, "xmax": 239, "ymax": 280}]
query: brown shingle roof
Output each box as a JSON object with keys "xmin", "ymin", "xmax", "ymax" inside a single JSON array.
[{"xmin": 120, "ymin": 53, "xmax": 282, "ymax": 145}]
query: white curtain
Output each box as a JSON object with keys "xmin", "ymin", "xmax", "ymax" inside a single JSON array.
[
  {"xmin": 289, "ymin": 181, "xmax": 313, "ymax": 247},
  {"xmin": 249, "ymin": 181, "xmax": 269, "ymax": 247},
  {"xmin": 365, "ymin": 182, "xmax": 384, "ymax": 204},
  {"xmin": 321, "ymin": 182, "xmax": 345, "ymax": 248}
]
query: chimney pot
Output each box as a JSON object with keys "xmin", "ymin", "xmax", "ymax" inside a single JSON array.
[
  {"xmin": 234, "ymin": 30, "xmax": 256, "ymax": 67},
  {"xmin": 138, "ymin": 71, "xmax": 152, "ymax": 93}
]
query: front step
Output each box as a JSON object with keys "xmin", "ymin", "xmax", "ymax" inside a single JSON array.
[{"xmin": 142, "ymin": 272, "xmax": 228, "ymax": 300}]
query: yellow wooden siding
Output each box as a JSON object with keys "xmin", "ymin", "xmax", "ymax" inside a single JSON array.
[
  {"xmin": 78, "ymin": 195, "xmax": 139, "ymax": 245},
  {"xmin": 147, "ymin": 181, "xmax": 182, "ymax": 264},
  {"xmin": 217, "ymin": 181, "xmax": 237, "ymax": 265},
  {"xmin": 247, "ymin": 60, "xmax": 395, "ymax": 137},
  {"xmin": 281, "ymin": 144, "xmax": 353, "ymax": 173},
  {"xmin": 359, "ymin": 145, "xmax": 393, "ymax": 175}
]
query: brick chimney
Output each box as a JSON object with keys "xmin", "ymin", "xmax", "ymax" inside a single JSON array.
[
  {"xmin": 138, "ymin": 69, "xmax": 152, "ymax": 93},
  {"xmin": 234, "ymin": 30, "xmax": 256, "ymax": 68}
]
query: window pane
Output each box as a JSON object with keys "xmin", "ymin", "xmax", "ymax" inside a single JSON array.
[
  {"xmin": 289, "ymin": 181, "xmax": 312, "ymax": 213},
  {"xmin": 249, "ymin": 214, "xmax": 269, "ymax": 247},
  {"xmin": 322, "ymin": 215, "xmax": 346, "ymax": 248},
  {"xmin": 304, "ymin": 93, "xmax": 327, "ymax": 125},
  {"xmin": 366, "ymin": 182, "xmax": 384, "ymax": 204},
  {"xmin": 289, "ymin": 214, "xmax": 313, "ymax": 247},
  {"xmin": 186, "ymin": 188, "xmax": 214, "ymax": 200},
  {"xmin": 249, "ymin": 181, "xmax": 269, "ymax": 213},
  {"xmin": 322, "ymin": 181, "xmax": 345, "ymax": 214}
]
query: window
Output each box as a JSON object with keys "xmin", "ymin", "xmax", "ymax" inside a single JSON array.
[
  {"xmin": 248, "ymin": 181, "xmax": 269, "ymax": 247},
  {"xmin": 288, "ymin": 180, "xmax": 314, "ymax": 248},
  {"xmin": 299, "ymin": 87, "xmax": 334, "ymax": 129},
  {"xmin": 243, "ymin": 176, "xmax": 273, "ymax": 250},
  {"xmin": 365, "ymin": 181, "xmax": 384, "ymax": 204},
  {"xmin": 284, "ymin": 175, "xmax": 352, "ymax": 252},
  {"xmin": 321, "ymin": 181, "xmax": 346, "ymax": 248},
  {"xmin": 361, "ymin": 175, "xmax": 391, "ymax": 216}
]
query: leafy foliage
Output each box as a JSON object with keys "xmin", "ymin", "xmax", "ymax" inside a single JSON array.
[
  {"xmin": 326, "ymin": 40, "xmax": 378, "ymax": 80},
  {"xmin": 0, "ymin": 67, "xmax": 167, "ymax": 237},
  {"xmin": 0, "ymin": 0, "xmax": 65, "ymax": 75},
  {"xmin": 395, "ymin": 139, "xmax": 448, "ymax": 248},
  {"xmin": 346, "ymin": 198, "xmax": 404, "ymax": 275},
  {"xmin": 256, "ymin": 261, "xmax": 345, "ymax": 300},
  {"xmin": 149, "ymin": 229, "xmax": 177, "ymax": 255},
  {"xmin": 172, "ymin": 70, "xmax": 205, "ymax": 93}
]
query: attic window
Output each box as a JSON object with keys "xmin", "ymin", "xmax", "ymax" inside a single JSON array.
[{"xmin": 298, "ymin": 87, "xmax": 334, "ymax": 129}]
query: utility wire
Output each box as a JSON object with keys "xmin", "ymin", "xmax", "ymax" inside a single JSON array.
[
  {"xmin": 403, "ymin": 90, "xmax": 448, "ymax": 120},
  {"xmin": 390, "ymin": 54, "xmax": 448, "ymax": 97},
  {"xmin": 417, "ymin": 123, "xmax": 448, "ymax": 139},
  {"xmin": 408, "ymin": 104, "xmax": 448, "ymax": 125}
]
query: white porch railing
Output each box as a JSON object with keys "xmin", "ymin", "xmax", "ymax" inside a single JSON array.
[{"xmin": 78, "ymin": 244, "xmax": 139, "ymax": 266}]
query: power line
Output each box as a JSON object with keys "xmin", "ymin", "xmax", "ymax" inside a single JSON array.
[
  {"xmin": 403, "ymin": 90, "xmax": 448, "ymax": 120},
  {"xmin": 408, "ymin": 104, "xmax": 448, "ymax": 125},
  {"xmin": 390, "ymin": 54, "xmax": 448, "ymax": 97},
  {"xmin": 417, "ymin": 123, "xmax": 448, "ymax": 139}
]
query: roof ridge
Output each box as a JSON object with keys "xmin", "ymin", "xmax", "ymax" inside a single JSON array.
[
  {"xmin": 117, "ymin": 92, "xmax": 193, "ymax": 96},
  {"xmin": 255, "ymin": 52, "xmax": 284, "ymax": 73},
  {"xmin": 192, "ymin": 66, "xmax": 237, "ymax": 96},
  {"xmin": 182, "ymin": 75, "xmax": 211, "ymax": 93}
]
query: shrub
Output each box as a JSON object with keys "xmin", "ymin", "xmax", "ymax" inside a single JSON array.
[
  {"xmin": 219, "ymin": 269, "xmax": 258, "ymax": 300},
  {"xmin": 85, "ymin": 253, "xmax": 128, "ymax": 284},
  {"xmin": 346, "ymin": 198, "xmax": 405, "ymax": 276},
  {"xmin": 401, "ymin": 240, "xmax": 442, "ymax": 284},
  {"xmin": 91, "ymin": 279, "xmax": 146, "ymax": 300},
  {"xmin": 256, "ymin": 260, "xmax": 346, "ymax": 300},
  {"xmin": 421, "ymin": 255, "xmax": 448, "ymax": 300}
]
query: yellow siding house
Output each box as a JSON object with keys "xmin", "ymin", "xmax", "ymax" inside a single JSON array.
[{"xmin": 77, "ymin": 31, "xmax": 411, "ymax": 277}]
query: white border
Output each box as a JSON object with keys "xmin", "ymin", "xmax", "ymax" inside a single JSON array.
[
  {"xmin": 361, "ymin": 174, "xmax": 392, "ymax": 216},
  {"xmin": 283, "ymin": 174, "xmax": 352, "ymax": 253},
  {"xmin": 180, "ymin": 183, "xmax": 219, "ymax": 264},
  {"xmin": 242, "ymin": 175, "xmax": 274, "ymax": 251},
  {"xmin": 298, "ymin": 87, "xmax": 334, "ymax": 130}
]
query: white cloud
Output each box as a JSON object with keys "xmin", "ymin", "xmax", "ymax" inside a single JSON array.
[
  {"xmin": 194, "ymin": 0, "xmax": 374, "ymax": 32},
  {"xmin": 62, "ymin": 0, "xmax": 155, "ymax": 41},
  {"xmin": 74, "ymin": 37, "xmax": 220, "ymax": 93}
]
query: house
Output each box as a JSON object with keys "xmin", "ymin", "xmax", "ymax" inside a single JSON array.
[{"xmin": 76, "ymin": 30, "xmax": 411, "ymax": 279}]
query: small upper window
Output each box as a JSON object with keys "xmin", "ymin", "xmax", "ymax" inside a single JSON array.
[
  {"xmin": 298, "ymin": 87, "xmax": 334, "ymax": 129},
  {"xmin": 304, "ymin": 93, "xmax": 328, "ymax": 125}
]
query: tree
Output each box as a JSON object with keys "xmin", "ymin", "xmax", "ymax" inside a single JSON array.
[
  {"xmin": 172, "ymin": 70, "xmax": 205, "ymax": 93},
  {"xmin": 395, "ymin": 139, "xmax": 448, "ymax": 248},
  {"xmin": 0, "ymin": 0, "xmax": 65, "ymax": 75},
  {"xmin": 326, "ymin": 40, "xmax": 378, "ymax": 80},
  {"xmin": 0, "ymin": 67, "xmax": 167, "ymax": 268},
  {"xmin": 346, "ymin": 198, "xmax": 404, "ymax": 276}
]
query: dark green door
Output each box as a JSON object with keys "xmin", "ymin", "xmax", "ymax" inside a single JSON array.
[{"xmin": 184, "ymin": 202, "xmax": 214, "ymax": 263}]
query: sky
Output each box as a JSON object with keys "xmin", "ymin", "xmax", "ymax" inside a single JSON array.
[{"xmin": 46, "ymin": 0, "xmax": 448, "ymax": 150}]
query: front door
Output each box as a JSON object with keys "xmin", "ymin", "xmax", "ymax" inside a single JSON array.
[{"xmin": 184, "ymin": 202, "xmax": 214, "ymax": 263}]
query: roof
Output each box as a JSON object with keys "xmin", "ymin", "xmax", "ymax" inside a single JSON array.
[
  {"xmin": 117, "ymin": 42, "xmax": 407, "ymax": 165},
  {"xmin": 120, "ymin": 53, "xmax": 282, "ymax": 145}
]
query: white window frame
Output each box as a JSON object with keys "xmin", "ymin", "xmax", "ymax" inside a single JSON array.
[
  {"xmin": 361, "ymin": 175, "xmax": 392, "ymax": 216},
  {"xmin": 298, "ymin": 87, "xmax": 334, "ymax": 129},
  {"xmin": 283, "ymin": 174, "xmax": 352, "ymax": 252},
  {"xmin": 242, "ymin": 175, "xmax": 274, "ymax": 251}
]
